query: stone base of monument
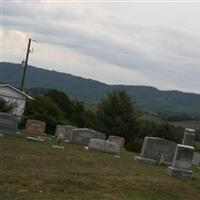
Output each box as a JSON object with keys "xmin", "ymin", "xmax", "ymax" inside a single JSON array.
[
  {"xmin": 168, "ymin": 166, "xmax": 192, "ymax": 179},
  {"xmin": 135, "ymin": 156, "xmax": 171, "ymax": 165}
]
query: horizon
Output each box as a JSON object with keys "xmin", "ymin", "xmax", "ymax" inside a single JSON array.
[{"xmin": 2, "ymin": 1, "xmax": 200, "ymax": 93}]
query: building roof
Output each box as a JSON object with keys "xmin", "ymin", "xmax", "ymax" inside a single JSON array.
[{"xmin": 0, "ymin": 84, "xmax": 34, "ymax": 100}]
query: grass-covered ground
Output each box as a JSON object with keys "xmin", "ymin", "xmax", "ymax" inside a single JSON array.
[
  {"xmin": 1, "ymin": 133, "xmax": 200, "ymax": 200},
  {"xmin": 170, "ymin": 121, "xmax": 200, "ymax": 130}
]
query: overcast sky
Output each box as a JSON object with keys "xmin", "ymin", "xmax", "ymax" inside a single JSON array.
[{"xmin": 1, "ymin": 0, "xmax": 200, "ymax": 93}]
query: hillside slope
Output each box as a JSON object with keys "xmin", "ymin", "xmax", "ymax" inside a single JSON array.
[
  {"xmin": 1, "ymin": 62, "xmax": 200, "ymax": 117},
  {"xmin": 1, "ymin": 134, "xmax": 200, "ymax": 200}
]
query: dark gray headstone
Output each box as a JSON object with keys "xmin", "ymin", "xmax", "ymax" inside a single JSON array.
[
  {"xmin": 88, "ymin": 139, "xmax": 120, "ymax": 155},
  {"xmin": 168, "ymin": 144, "xmax": 194, "ymax": 179},
  {"xmin": 182, "ymin": 128, "xmax": 195, "ymax": 146},
  {"xmin": 70, "ymin": 128, "xmax": 106, "ymax": 146},
  {"xmin": 0, "ymin": 112, "xmax": 18, "ymax": 135},
  {"xmin": 135, "ymin": 137, "xmax": 177, "ymax": 165}
]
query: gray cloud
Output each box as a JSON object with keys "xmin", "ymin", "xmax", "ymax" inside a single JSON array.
[{"xmin": 2, "ymin": 1, "xmax": 200, "ymax": 93}]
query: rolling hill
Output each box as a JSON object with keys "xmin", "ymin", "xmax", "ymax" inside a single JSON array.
[{"xmin": 1, "ymin": 62, "xmax": 200, "ymax": 118}]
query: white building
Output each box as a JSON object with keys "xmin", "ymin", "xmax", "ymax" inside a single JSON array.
[{"xmin": 0, "ymin": 84, "xmax": 33, "ymax": 119}]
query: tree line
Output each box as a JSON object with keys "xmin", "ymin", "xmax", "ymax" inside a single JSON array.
[{"xmin": 1, "ymin": 89, "xmax": 184, "ymax": 152}]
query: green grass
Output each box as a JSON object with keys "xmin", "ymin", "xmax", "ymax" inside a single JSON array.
[
  {"xmin": 0, "ymin": 134, "xmax": 200, "ymax": 200},
  {"xmin": 170, "ymin": 121, "xmax": 200, "ymax": 130}
]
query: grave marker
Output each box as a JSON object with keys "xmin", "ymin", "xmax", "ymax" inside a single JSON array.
[
  {"xmin": 182, "ymin": 128, "xmax": 195, "ymax": 146},
  {"xmin": 88, "ymin": 139, "xmax": 120, "ymax": 155},
  {"xmin": 70, "ymin": 128, "xmax": 106, "ymax": 146},
  {"xmin": 168, "ymin": 144, "xmax": 194, "ymax": 179},
  {"xmin": 135, "ymin": 137, "xmax": 177, "ymax": 165},
  {"xmin": 0, "ymin": 112, "xmax": 18, "ymax": 135},
  {"xmin": 108, "ymin": 135, "xmax": 125, "ymax": 151},
  {"xmin": 55, "ymin": 125, "xmax": 74, "ymax": 141},
  {"xmin": 25, "ymin": 119, "xmax": 46, "ymax": 135}
]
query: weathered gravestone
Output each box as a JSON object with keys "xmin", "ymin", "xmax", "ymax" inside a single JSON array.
[
  {"xmin": 182, "ymin": 128, "xmax": 195, "ymax": 146},
  {"xmin": 192, "ymin": 152, "xmax": 200, "ymax": 166},
  {"xmin": 25, "ymin": 119, "xmax": 46, "ymax": 135},
  {"xmin": 70, "ymin": 128, "xmax": 106, "ymax": 146},
  {"xmin": 88, "ymin": 139, "xmax": 120, "ymax": 155},
  {"xmin": 55, "ymin": 125, "xmax": 74, "ymax": 141},
  {"xmin": 0, "ymin": 112, "xmax": 18, "ymax": 135},
  {"xmin": 168, "ymin": 144, "xmax": 194, "ymax": 179},
  {"xmin": 108, "ymin": 135, "xmax": 125, "ymax": 151},
  {"xmin": 135, "ymin": 137, "xmax": 177, "ymax": 165}
]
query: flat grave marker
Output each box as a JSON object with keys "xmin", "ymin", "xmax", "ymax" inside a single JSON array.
[{"xmin": 27, "ymin": 136, "xmax": 44, "ymax": 142}]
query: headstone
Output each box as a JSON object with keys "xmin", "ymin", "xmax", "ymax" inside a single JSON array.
[
  {"xmin": 55, "ymin": 125, "xmax": 74, "ymax": 141},
  {"xmin": 70, "ymin": 128, "xmax": 106, "ymax": 146},
  {"xmin": 25, "ymin": 119, "xmax": 46, "ymax": 135},
  {"xmin": 108, "ymin": 135, "xmax": 125, "ymax": 151},
  {"xmin": 135, "ymin": 137, "xmax": 177, "ymax": 165},
  {"xmin": 88, "ymin": 139, "xmax": 120, "ymax": 155},
  {"xmin": 192, "ymin": 152, "xmax": 200, "ymax": 166},
  {"xmin": 182, "ymin": 128, "xmax": 195, "ymax": 146},
  {"xmin": 0, "ymin": 112, "xmax": 18, "ymax": 135},
  {"xmin": 168, "ymin": 144, "xmax": 194, "ymax": 179}
]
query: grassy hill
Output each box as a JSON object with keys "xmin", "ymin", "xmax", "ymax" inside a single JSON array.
[
  {"xmin": 1, "ymin": 134, "xmax": 200, "ymax": 200},
  {"xmin": 170, "ymin": 121, "xmax": 200, "ymax": 130},
  {"xmin": 1, "ymin": 62, "xmax": 200, "ymax": 118}
]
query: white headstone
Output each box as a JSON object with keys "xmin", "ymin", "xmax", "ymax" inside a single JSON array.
[
  {"xmin": 182, "ymin": 128, "xmax": 195, "ymax": 146},
  {"xmin": 168, "ymin": 144, "xmax": 194, "ymax": 179}
]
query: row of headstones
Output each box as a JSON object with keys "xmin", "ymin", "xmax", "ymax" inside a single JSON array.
[
  {"xmin": 55, "ymin": 125, "xmax": 125, "ymax": 155},
  {"xmin": 135, "ymin": 128, "xmax": 199, "ymax": 179},
  {"xmin": 0, "ymin": 112, "xmax": 125, "ymax": 155},
  {"xmin": 0, "ymin": 112, "xmax": 199, "ymax": 178},
  {"xmin": 25, "ymin": 120, "xmax": 125, "ymax": 154}
]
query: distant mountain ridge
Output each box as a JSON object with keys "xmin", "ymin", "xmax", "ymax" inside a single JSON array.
[{"xmin": 1, "ymin": 62, "xmax": 200, "ymax": 118}]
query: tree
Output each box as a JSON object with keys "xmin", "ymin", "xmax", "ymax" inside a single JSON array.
[
  {"xmin": 0, "ymin": 97, "xmax": 17, "ymax": 113},
  {"xmin": 45, "ymin": 90, "xmax": 73, "ymax": 119},
  {"xmin": 24, "ymin": 96, "xmax": 64, "ymax": 134},
  {"xmin": 96, "ymin": 90, "xmax": 139, "ymax": 141}
]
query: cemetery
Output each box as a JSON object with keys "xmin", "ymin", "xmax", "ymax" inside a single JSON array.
[
  {"xmin": 1, "ymin": 132, "xmax": 200, "ymax": 200},
  {"xmin": 1, "ymin": 115, "xmax": 200, "ymax": 199}
]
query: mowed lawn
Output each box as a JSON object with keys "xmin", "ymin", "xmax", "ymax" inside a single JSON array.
[{"xmin": 0, "ymin": 134, "xmax": 200, "ymax": 200}]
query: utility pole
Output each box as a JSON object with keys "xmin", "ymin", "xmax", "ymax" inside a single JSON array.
[{"xmin": 20, "ymin": 38, "xmax": 31, "ymax": 91}]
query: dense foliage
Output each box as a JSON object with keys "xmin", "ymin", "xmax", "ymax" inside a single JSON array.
[{"xmin": 0, "ymin": 98, "xmax": 17, "ymax": 113}]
